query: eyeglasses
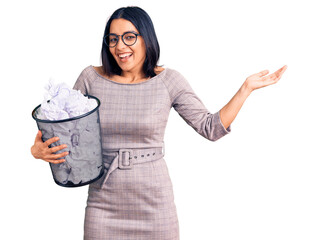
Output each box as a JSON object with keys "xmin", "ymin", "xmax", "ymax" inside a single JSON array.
[{"xmin": 104, "ymin": 32, "xmax": 141, "ymax": 48}]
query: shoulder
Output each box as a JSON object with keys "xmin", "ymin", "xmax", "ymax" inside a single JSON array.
[
  {"xmin": 77, "ymin": 65, "xmax": 93, "ymax": 79},
  {"xmin": 92, "ymin": 66, "xmax": 110, "ymax": 78},
  {"xmin": 78, "ymin": 65, "xmax": 107, "ymax": 81},
  {"xmin": 159, "ymin": 67, "xmax": 192, "ymax": 98},
  {"xmin": 160, "ymin": 67, "xmax": 188, "ymax": 84},
  {"xmin": 75, "ymin": 65, "xmax": 99, "ymax": 87}
]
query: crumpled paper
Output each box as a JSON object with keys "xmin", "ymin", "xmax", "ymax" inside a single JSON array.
[{"xmin": 37, "ymin": 80, "xmax": 97, "ymax": 120}]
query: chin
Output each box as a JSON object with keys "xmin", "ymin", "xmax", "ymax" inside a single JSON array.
[{"xmin": 118, "ymin": 65, "xmax": 132, "ymax": 72}]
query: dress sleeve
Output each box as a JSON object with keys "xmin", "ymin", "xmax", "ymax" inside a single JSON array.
[
  {"xmin": 167, "ymin": 69, "xmax": 231, "ymax": 141},
  {"xmin": 73, "ymin": 67, "xmax": 89, "ymax": 95}
]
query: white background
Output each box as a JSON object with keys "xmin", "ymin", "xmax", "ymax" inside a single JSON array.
[{"xmin": 1, "ymin": 0, "xmax": 317, "ymax": 239}]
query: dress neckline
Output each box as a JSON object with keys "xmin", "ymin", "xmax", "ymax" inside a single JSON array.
[{"xmin": 89, "ymin": 65, "xmax": 167, "ymax": 85}]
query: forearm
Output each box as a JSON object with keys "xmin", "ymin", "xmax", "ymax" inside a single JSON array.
[{"xmin": 219, "ymin": 82, "xmax": 252, "ymax": 129}]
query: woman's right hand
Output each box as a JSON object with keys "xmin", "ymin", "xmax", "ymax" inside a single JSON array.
[{"xmin": 31, "ymin": 130, "xmax": 69, "ymax": 164}]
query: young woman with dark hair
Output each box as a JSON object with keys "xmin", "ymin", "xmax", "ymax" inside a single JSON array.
[
  {"xmin": 101, "ymin": 7, "xmax": 160, "ymax": 78},
  {"xmin": 31, "ymin": 6, "xmax": 287, "ymax": 240}
]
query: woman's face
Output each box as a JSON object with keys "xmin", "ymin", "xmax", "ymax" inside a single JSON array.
[{"xmin": 109, "ymin": 18, "xmax": 146, "ymax": 75}]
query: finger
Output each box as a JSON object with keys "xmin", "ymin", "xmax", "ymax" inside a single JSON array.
[
  {"xmin": 269, "ymin": 74, "xmax": 279, "ymax": 81},
  {"xmin": 34, "ymin": 130, "xmax": 42, "ymax": 143},
  {"xmin": 256, "ymin": 69, "xmax": 269, "ymax": 77},
  {"xmin": 45, "ymin": 159, "xmax": 66, "ymax": 164},
  {"xmin": 44, "ymin": 136, "xmax": 60, "ymax": 147},
  {"xmin": 279, "ymin": 65, "xmax": 288, "ymax": 76},
  {"xmin": 271, "ymin": 66, "xmax": 287, "ymax": 81},
  {"xmin": 47, "ymin": 151, "xmax": 69, "ymax": 160},
  {"xmin": 262, "ymin": 74, "xmax": 278, "ymax": 85},
  {"xmin": 274, "ymin": 65, "xmax": 287, "ymax": 76},
  {"xmin": 50, "ymin": 144, "xmax": 68, "ymax": 154},
  {"xmin": 280, "ymin": 65, "xmax": 288, "ymax": 71}
]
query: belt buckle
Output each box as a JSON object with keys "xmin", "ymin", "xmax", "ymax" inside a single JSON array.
[{"xmin": 118, "ymin": 149, "xmax": 134, "ymax": 169}]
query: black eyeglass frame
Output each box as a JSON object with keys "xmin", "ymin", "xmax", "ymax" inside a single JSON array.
[{"xmin": 103, "ymin": 31, "xmax": 142, "ymax": 48}]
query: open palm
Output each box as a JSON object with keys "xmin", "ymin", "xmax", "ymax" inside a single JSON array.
[{"xmin": 245, "ymin": 65, "xmax": 288, "ymax": 92}]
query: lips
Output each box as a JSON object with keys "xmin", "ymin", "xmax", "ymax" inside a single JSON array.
[
  {"xmin": 118, "ymin": 53, "xmax": 132, "ymax": 58},
  {"xmin": 118, "ymin": 53, "xmax": 133, "ymax": 61}
]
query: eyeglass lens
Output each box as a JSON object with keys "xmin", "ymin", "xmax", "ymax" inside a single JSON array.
[{"xmin": 107, "ymin": 32, "xmax": 138, "ymax": 47}]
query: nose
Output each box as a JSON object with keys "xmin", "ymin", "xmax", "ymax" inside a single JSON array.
[{"xmin": 116, "ymin": 37, "xmax": 126, "ymax": 49}]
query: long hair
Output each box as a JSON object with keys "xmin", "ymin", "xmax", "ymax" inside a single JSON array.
[{"xmin": 101, "ymin": 6, "xmax": 160, "ymax": 78}]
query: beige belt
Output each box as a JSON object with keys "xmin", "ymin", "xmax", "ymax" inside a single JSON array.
[{"xmin": 98, "ymin": 147, "xmax": 165, "ymax": 189}]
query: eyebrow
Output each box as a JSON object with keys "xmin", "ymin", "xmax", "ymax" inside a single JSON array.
[{"xmin": 109, "ymin": 31, "xmax": 139, "ymax": 35}]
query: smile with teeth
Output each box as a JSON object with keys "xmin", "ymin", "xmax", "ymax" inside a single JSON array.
[{"xmin": 118, "ymin": 53, "xmax": 133, "ymax": 59}]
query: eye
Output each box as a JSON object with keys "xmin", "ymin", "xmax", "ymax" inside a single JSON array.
[
  {"xmin": 124, "ymin": 33, "xmax": 136, "ymax": 41},
  {"xmin": 109, "ymin": 37, "xmax": 118, "ymax": 43},
  {"xmin": 126, "ymin": 36, "xmax": 135, "ymax": 40}
]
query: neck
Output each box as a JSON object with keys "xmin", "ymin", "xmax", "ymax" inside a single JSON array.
[{"xmin": 120, "ymin": 68, "xmax": 148, "ymax": 83}]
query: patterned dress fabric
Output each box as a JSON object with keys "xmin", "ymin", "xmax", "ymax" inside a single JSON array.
[{"xmin": 73, "ymin": 65, "xmax": 231, "ymax": 240}]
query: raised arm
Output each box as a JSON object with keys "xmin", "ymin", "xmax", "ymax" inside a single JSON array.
[
  {"xmin": 219, "ymin": 65, "xmax": 288, "ymax": 129},
  {"xmin": 165, "ymin": 69, "xmax": 231, "ymax": 142}
]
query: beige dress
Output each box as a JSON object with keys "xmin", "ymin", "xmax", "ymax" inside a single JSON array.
[{"xmin": 73, "ymin": 65, "xmax": 231, "ymax": 240}]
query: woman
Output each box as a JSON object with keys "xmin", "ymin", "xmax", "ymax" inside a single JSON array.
[{"xmin": 31, "ymin": 6, "xmax": 287, "ymax": 240}]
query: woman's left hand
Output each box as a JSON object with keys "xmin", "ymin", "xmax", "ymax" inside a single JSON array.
[
  {"xmin": 244, "ymin": 65, "xmax": 288, "ymax": 93},
  {"xmin": 219, "ymin": 65, "xmax": 288, "ymax": 129}
]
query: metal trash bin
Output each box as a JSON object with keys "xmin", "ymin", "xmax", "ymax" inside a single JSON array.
[{"xmin": 32, "ymin": 95, "xmax": 104, "ymax": 187}]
